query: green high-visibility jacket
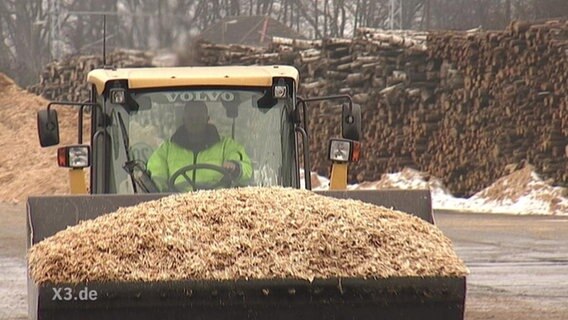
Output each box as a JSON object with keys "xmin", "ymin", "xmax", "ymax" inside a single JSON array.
[{"xmin": 147, "ymin": 131, "xmax": 252, "ymax": 192}]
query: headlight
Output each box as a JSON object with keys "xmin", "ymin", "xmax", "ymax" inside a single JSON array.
[
  {"xmin": 328, "ymin": 139, "xmax": 361, "ymax": 163},
  {"xmin": 58, "ymin": 145, "xmax": 90, "ymax": 168},
  {"xmin": 329, "ymin": 139, "xmax": 351, "ymax": 162}
]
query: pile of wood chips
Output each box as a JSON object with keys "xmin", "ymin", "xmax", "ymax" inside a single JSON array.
[
  {"xmin": 0, "ymin": 73, "xmax": 84, "ymax": 203},
  {"xmin": 28, "ymin": 187, "xmax": 468, "ymax": 284}
]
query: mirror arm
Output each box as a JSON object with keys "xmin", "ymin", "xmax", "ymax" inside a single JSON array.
[
  {"xmin": 298, "ymin": 94, "xmax": 353, "ymax": 109},
  {"xmin": 47, "ymin": 101, "xmax": 100, "ymax": 144},
  {"xmin": 295, "ymin": 126, "xmax": 311, "ymax": 190}
]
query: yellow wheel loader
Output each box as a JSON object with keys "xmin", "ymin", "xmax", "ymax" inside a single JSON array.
[{"xmin": 29, "ymin": 65, "xmax": 466, "ymax": 319}]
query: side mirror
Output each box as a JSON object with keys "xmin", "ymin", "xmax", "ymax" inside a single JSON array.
[
  {"xmin": 37, "ymin": 109, "xmax": 60, "ymax": 147},
  {"xmin": 131, "ymin": 95, "xmax": 152, "ymax": 111},
  {"xmin": 223, "ymin": 99, "xmax": 240, "ymax": 118},
  {"xmin": 257, "ymin": 90, "xmax": 278, "ymax": 109},
  {"xmin": 342, "ymin": 103, "xmax": 362, "ymax": 141}
]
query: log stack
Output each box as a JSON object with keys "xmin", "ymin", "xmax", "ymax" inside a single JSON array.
[
  {"xmin": 29, "ymin": 20, "xmax": 567, "ymax": 196},
  {"xmin": 422, "ymin": 20, "xmax": 568, "ymax": 195},
  {"xmin": 27, "ymin": 49, "xmax": 154, "ymax": 101},
  {"xmin": 194, "ymin": 20, "xmax": 567, "ymax": 196}
]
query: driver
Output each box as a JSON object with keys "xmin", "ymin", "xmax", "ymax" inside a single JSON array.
[{"xmin": 146, "ymin": 101, "xmax": 252, "ymax": 191}]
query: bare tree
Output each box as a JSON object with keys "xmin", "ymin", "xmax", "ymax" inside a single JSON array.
[
  {"xmin": 63, "ymin": 0, "xmax": 117, "ymax": 54},
  {"xmin": 0, "ymin": 0, "xmax": 50, "ymax": 86},
  {"xmin": 427, "ymin": 0, "xmax": 567, "ymax": 30},
  {"xmin": 531, "ymin": 0, "xmax": 568, "ymax": 20},
  {"xmin": 1, "ymin": 0, "xmax": 567, "ymax": 87}
]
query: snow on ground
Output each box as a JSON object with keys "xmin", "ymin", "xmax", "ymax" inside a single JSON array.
[{"xmin": 302, "ymin": 167, "xmax": 568, "ymax": 215}]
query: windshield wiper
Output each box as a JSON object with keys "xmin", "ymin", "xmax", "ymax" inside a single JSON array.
[{"xmin": 116, "ymin": 112, "xmax": 159, "ymax": 193}]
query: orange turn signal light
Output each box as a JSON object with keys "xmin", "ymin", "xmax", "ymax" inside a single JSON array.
[{"xmin": 351, "ymin": 141, "xmax": 361, "ymax": 162}]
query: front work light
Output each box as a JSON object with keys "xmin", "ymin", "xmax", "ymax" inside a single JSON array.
[
  {"xmin": 58, "ymin": 145, "xmax": 90, "ymax": 168},
  {"xmin": 273, "ymin": 85, "xmax": 287, "ymax": 99},
  {"xmin": 110, "ymin": 88, "xmax": 126, "ymax": 104}
]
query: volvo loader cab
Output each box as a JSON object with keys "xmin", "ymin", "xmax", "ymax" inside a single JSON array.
[
  {"xmin": 30, "ymin": 65, "xmax": 466, "ymax": 320},
  {"xmin": 38, "ymin": 65, "xmax": 362, "ymax": 195}
]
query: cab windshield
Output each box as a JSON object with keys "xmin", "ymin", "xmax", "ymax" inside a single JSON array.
[{"xmin": 107, "ymin": 88, "xmax": 297, "ymax": 193}]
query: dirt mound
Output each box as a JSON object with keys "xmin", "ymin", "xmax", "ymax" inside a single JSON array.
[
  {"xmin": 28, "ymin": 187, "xmax": 468, "ymax": 284},
  {"xmin": 472, "ymin": 165, "xmax": 568, "ymax": 215},
  {"xmin": 353, "ymin": 166, "xmax": 568, "ymax": 215},
  {"xmin": 0, "ymin": 73, "xmax": 83, "ymax": 202}
]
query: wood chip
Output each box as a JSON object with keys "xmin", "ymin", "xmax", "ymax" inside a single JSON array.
[{"xmin": 29, "ymin": 187, "xmax": 468, "ymax": 284}]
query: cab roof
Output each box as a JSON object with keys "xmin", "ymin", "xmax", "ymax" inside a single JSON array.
[{"xmin": 87, "ymin": 65, "xmax": 299, "ymax": 94}]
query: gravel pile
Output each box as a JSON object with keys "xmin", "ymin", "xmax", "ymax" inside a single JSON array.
[{"xmin": 28, "ymin": 187, "xmax": 468, "ymax": 284}]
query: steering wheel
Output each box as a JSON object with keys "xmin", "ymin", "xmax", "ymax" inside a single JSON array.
[{"xmin": 168, "ymin": 163, "xmax": 235, "ymax": 192}]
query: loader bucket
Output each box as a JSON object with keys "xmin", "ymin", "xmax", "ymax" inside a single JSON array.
[
  {"xmin": 27, "ymin": 189, "xmax": 463, "ymax": 320},
  {"xmin": 31, "ymin": 277, "xmax": 465, "ymax": 320}
]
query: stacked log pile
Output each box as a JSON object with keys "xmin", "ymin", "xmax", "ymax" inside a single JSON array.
[
  {"xmin": 195, "ymin": 31, "xmax": 434, "ymax": 178},
  {"xmin": 28, "ymin": 50, "xmax": 154, "ymax": 101},
  {"xmin": 194, "ymin": 20, "xmax": 567, "ymax": 196},
  {"xmin": 421, "ymin": 20, "xmax": 568, "ymax": 195},
  {"xmin": 29, "ymin": 21, "xmax": 566, "ymax": 196}
]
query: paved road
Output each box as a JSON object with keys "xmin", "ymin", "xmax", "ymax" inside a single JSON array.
[
  {"xmin": 1, "ymin": 203, "xmax": 567, "ymax": 319},
  {"xmin": 0, "ymin": 203, "xmax": 26, "ymax": 320},
  {"xmin": 435, "ymin": 211, "xmax": 568, "ymax": 320}
]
